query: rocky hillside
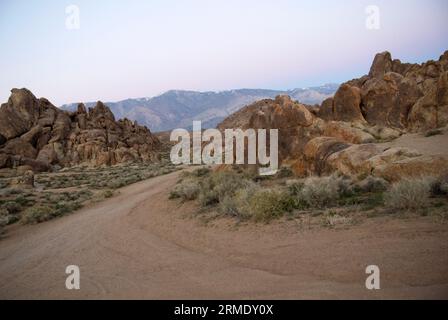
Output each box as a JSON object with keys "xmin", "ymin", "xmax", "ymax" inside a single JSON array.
[
  {"xmin": 218, "ymin": 50, "xmax": 448, "ymax": 180},
  {"xmin": 0, "ymin": 89, "xmax": 160, "ymax": 173},
  {"xmin": 61, "ymin": 85, "xmax": 338, "ymax": 132}
]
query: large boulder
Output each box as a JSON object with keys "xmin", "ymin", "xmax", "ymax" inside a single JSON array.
[
  {"xmin": 437, "ymin": 71, "xmax": 448, "ymax": 127},
  {"xmin": 317, "ymin": 97, "xmax": 334, "ymax": 121},
  {"xmin": 360, "ymin": 72, "xmax": 422, "ymax": 129},
  {"xmin": 2, "ymin": 138, "xmax": 37, "ymax": 159},
  {"xmin": 0, "ymin": 89, "xmax": 39, "ymax": 139},
  {"xmin": 369, "ymin": 51, "xmax": 393, "ymax": 78},
  {"xmin": 323, "ymin": 121, "xmax": 375, "ymax": 144},
  {"xmin": 332, "ymin": 84, "xmax": 365, "ymax": 123},
  {"xmin": 408, "ymin": 85, "xmax": 438, "ymax": 131}
]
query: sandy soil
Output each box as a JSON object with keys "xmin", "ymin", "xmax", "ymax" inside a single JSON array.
[{"xmin": 0, "ymin": 169, "xmax": 447, "ymax": 300}]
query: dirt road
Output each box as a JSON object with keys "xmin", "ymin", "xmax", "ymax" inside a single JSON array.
[{"xmin": 1, "ymin": 170, "xmax": 447, "ymax": 299}]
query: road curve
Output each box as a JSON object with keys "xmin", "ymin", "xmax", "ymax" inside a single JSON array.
[{"xmin": 1, "ymin": 170, "xmax": 448, "ymax": 299}]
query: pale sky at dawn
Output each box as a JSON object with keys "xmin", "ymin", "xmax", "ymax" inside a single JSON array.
[{"xmin": 0, "ymin": 0, "xmax": 447, "ymax": 105}]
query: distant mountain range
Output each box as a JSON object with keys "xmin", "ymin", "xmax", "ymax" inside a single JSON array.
[{"xmin": 61, "ymin": 84, "xmax": 339, "ymax": 132}]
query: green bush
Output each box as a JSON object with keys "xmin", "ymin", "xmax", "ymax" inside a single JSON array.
[{"xmin": 246, "ymin": 189, "xmax": 294, "ymax": 222}]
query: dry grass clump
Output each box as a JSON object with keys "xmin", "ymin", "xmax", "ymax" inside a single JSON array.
[
  {"xmin": 290, "ymin": 174, "xmax": 355, "ymax": 209},
  {"xmin": 384, "ymin": 177, "xmax": 433, "ymax": 210},
  {"xmin": 169, "ymin": 178, "xmax": 200, "ymax": 201},
  {"xmin": 21, "ymin": 206, "xmax": 57, "ymax": 224},
  {"xmin": 171, "ymin": 168, "xmax": 296, "ymax": 222}
]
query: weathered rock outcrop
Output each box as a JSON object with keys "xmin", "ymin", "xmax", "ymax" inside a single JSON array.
[
  {"xmin": 0, "ymin": 89, "xmax": 160, "ymax": 172},
  {"xmin": 217, "ymin": 50, "xmax": 448, "ymax": 179},
  {"xmin": 328, "ymin": 50, "xmax": 448, "ymax": 131}
]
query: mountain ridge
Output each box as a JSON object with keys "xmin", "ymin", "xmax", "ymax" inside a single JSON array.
[{"xmin": 61, "ymin": 85, "xmax": 339, "ymax": 132}]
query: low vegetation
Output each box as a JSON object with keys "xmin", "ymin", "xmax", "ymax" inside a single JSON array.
[
  {"xmin": 169, "ymin": 166, "xmax": 448, "ymax": 226},
  {"xmin": 0, "ymin": 161, "xmax": 180, "ymax": 230}
]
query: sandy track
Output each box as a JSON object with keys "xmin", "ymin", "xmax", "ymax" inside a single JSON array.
[{"xmin": 0, "ymin": 170, "xmax": 448, "ymax": 299}]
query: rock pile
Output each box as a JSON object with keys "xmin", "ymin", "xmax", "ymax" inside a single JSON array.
[{"xmin": 0, "ymin": 89, "xmax": 160, "ymax": 173}]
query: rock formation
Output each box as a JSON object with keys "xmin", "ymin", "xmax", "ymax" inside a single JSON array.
[
  {"xmin": 218, "ymin": 50, "xmax": 448, "ymax": 180},
  {"xmin": 0, "ymin": 89, "xmax": 160, "ymax": 173}
]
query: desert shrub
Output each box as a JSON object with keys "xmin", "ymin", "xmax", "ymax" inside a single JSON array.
[
  {"xmin": 0, "ymin": 207, "xmax": 18, "ymax": 226},
  {"xmin": 21, "ymin": 206, "xmax": 56, "ymax": 224},
  {"xmin": 297, "ymin": 175, "xmax": 344, "ymax": 208},
  {"xmin": 169, "ymin": 179, "xmax": 200, "ymax": 201},
  {"xmin": 0, "ymin": 180, "xmax": 8, "ymax": 189},
  {"xmin": 429, "ymin": 174, "xmax": 448, "ymax": 196},
  {"xmin": 246, "ymin": 189, "xmax": 295, "ymax": 222},
  {"xmin": 108, "ymin": 179, "xmax": 126, "ymax": 189},
  {"xmin": 54, "ymin": 201, "xmax": 82, "ymax": 216},
  {"xmin": 286, "ymin": 180, "xmax": 305, "ymax": 196},
  {"xmin": 2, "ymin": 201, "xmax": 22, "ymax": 214},
  {"xmin": 196, "ymin": 171, "xmax": 255, "ymax": 206},
  {"xmin": 385, "ymin": 178, "xmax": 432, "ymax": 210},
  {"xmin": 361, "ymin": 193, "xmax": 385, "ymax": 211},
  {"xmin": 218, "ymin": 183, "xmax": 260, "ymax": 219},
  {"xmin": 336, "ymin": 176, "xmax": 355, "ymax": 197},
  {"xmin": 356, "ymin": 176, "xmax": 389, "ymax": 193},
  {"xmin": 218, "ymin": 185, "xmax": 295, "ymax": 222},
  {"xmin": 276, "ymin": 167, "xmax": 294, "ymax": 178},
  {"xmin": 192, "ymin": 167, "xmax": 211, "ymax": 177},
  {"xmin": 0, "ymin": 207, "xmax": 16, "ymax": 229},
  {"xmin": 101, "ymin": 190, "xmax": 114, "ymax": 199},
  {"xmin": 0, "ymin": 188, "xmax": 23, "ymax": 197},
  {"xmin": 198, "ymin": 188, "xmax": 220, "ymax": 207},
  {"xmin": 15, "ymin": 195, "xmax": 34, "ymax": 207}
]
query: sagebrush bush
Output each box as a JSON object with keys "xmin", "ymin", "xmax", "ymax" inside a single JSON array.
[
  {"xmin": 246, "ymin": 189, "xmax": 294, "ymax": 222},
  {"xmin": 218, "ymin": 183, "xmax": 260, "ymax": 219},
  {"xmin": 429, "ymin": 174, "xmax": 448, "ymax": 196},
  {"xmin": 21, "ymin": 206, "xmax": 56, "ymax": 224},
  {"xmin": 0, "ymin": 188, "xmax": 24, "ymax": 197},
  {"xmin": 101, "ymin": 190, "xmax": 114, "ymax": 198},
  {"xmin": 286, "ymin": 180, "xmax": 305, "ymax": 196},
  {"xmin": 385, "ymin": 178, "xmax": 432, "ymax": 210},
  {"xmin": 356, "ymin": 176, "xmax": 389, "ymax": 193},
  {"xmin": 197, "ymin": 171, "xmax": 255, "ymax": 206},
  {"xmin": 298, "ymin": 175, "xmax": 345, "ymax": 208},
  {"xmin": 169, "ymin": 179, "xmax": 200, "ymax": 201},
  {"xmin": 2, "ymin": 201, "xmax": 22, "ymax": 214},
  {"xmin": 54, "ymin": 201, "xmax": 82, "ymax": 216}
]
